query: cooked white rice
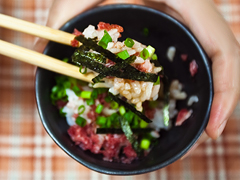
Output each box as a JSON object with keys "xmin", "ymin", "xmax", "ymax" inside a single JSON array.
[{"xmin": 82, "ymin": 24, "xmax": 162, "ymax": 112}]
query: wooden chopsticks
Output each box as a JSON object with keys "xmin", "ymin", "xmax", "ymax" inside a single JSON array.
[{"xmin": 0, "ymin": 13, "xmax": 90, "ymax": 81}]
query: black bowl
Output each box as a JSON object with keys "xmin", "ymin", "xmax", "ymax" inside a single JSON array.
[{"xmin": 35, "ymin": 4, "xmax": 213, "ymax": 175}]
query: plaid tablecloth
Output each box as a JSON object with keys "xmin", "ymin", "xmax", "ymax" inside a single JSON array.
[{"xmin": 0, "ymin": 0, "xmax": 240, "ymax": 179}]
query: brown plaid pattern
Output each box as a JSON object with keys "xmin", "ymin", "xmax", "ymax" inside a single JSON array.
[{"xmin": 0, "ymin": 0, "xmax": 240, "ymax": 179}]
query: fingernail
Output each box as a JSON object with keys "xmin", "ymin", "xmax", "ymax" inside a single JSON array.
[{"xmin": 217, "ymin": 119, "xmax": 227, "ymax": 138}]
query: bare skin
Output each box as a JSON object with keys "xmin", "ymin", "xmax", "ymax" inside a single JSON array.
[{"xmin": 35, "ymin": 0, "xmax": 240, "ymax": 158}]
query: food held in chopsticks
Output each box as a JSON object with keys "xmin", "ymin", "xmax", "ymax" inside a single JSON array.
[{"xmin": 50, "ymin": 22, "xmax": 195, "ymax": 163}]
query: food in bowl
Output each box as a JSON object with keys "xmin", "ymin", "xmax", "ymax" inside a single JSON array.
[{"xmin": 50, "ymin": 22, "xmax": 195, "ymax": 163}]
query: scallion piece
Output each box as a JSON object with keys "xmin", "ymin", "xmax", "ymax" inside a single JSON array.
[
  {"xmin": 146, "ymin": 45, "xmax": 155, "ymax": 58},
  {"xmin": 62, "ymin": 57, "xmax": 69, "ymax": 62},
  {"xmin": 154, "ymin": 76, "xmax": 160, "ymax": 85},
  {"xmin": 80, "ymin": 91, "xmax": 92, "ymax": 99},
  {"xmin": 96, "ymin": 116, "xmax": 107, "ymax": 126},
  {"xmin": 140, "ymin": 138, "xmax": 151, "ymax": 150},
  {"xmin": 98, "ymin": 30, "xmax": 112, "ymax": 49},
  {"xmin": 119, "ymin": 105, "xmax": 126, "ymax": 115},
  {"xmin": 78, "ymin": 105, "xmax": 85, "ymax": 115},
  {"xmin": 140, "ymin": 120, "xmax": 148, "ymax": 128},
  {"xmin": 110, "ymin": 101, "xmax": 119, "ymax": 109},
  {"xmin": 95, "ymin": 104, "xmax": 104, "ymax": 114},
  {"xmin": 76, "ymin": 116, "xmax": 87, "ymax": 127},
  {"xmin": 79, "ymin": 65, "xmax": 87, "ymax": 74},
  {"xmin": 140, "ymin": 48, "xmax": 149, "ymax": 60},
  {"xmin": 86, "ymin": 99, "xmax": 95, "ymax": 106},
  {"xmin": 143, "ymin": 27, "xmax": 149, "ymax": 37},
  {"xmin": 104, "ymin": 96, "xmax": 111, "ymax": 103},
  {"xmin": 117, "ymin": 50, "xmax": 130, "ymax": 60},
  {"xmin": 163, "ymin": 104, "xmax": 170, "ymax": 126},
  {"xmin": 151, "ymin": 54, "xmax": 158, "ymax": 60},
  {"xmin": 124, "ymin": 38, "xmax": 134, "ymax": 48}
]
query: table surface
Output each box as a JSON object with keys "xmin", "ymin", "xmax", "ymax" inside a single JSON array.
[{"xmin": 0, "ymin": 0, "xmax": 240, "ymax": 179}]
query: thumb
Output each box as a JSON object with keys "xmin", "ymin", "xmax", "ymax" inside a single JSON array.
[{"xmin": 34, "ymin": 0, "xmax": 104, "ymax": 53}]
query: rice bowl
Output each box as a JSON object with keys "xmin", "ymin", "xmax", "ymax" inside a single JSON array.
[{"xmin": 35, "ymin": 4, "xmax": 213, "ymax": 175}]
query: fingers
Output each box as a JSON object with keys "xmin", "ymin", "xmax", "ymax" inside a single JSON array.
[
  {"xmin": 163, "ymin": 0, "xmax": 240, "ymax": 139},
  {"xmin": 206, "ymin": 47, "xmax": 240, "ymax": 139},
  {"xmin": 181, "ymin": 131, "xmax": 209, "ymax": 159},
  {"xmin": 47, "ymin": 0, "xmax": 105, "ymax": 30},
  {"xmin": 34, "ymin": 0, "xmax": 104, "ymax": 52}
]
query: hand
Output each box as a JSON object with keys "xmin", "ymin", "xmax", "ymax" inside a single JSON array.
[
  {"xmin": 150, "ymin": 0, "xmax": 240, "ymax": 158},
  {"xmin": 35, "ymin": 0, "xmax": 240, "ymax": 158}
]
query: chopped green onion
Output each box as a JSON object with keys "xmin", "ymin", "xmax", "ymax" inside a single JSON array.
[
  {"xmin": 124, "ymin": 38, "xmax": 134, "ymax": 48},
  {"xmin": 72, "ymin": 85, "xmax": 81, "ymax": 96},
  {"xmin": 140, "ymin": 48, "xmax": 149, "ymax": 60},
  {"xmin": 104, "ymin": 96, "xmax": 111, "ymax": 103},
  {"xmin": 140, "ymin": 138, "xmax": 151, "ymax": 150},
  {"xmin": 132, "ymin": 115, "xmax": 140, "ymax": 128},
  {"xmin": 163, "ymin": 104, "xmax": 170, "ymax": 126},
  {"xmin": 110, "ymin": 101, "xmax": 118, "ymax": 109},
  {"xmin": 91, "ymin": 89, "xmax": 98, "ymax": 99},
  {"xmin": 95, "ymin": 104, "xmax": 104, "ymax": 114},
  {"xmin": 106, "ymin": 119, "xmax": 112, "ymax": 128},
  {"xmin": 78, "ymin": 105, "xmax": 85, "ymax": 115},
  {"xmin": 80, "ymin": 91, "xmax": 92, "ymax": 99},
  {"xmin": 119, "ymin": 105, "xmax": 126, "ymax": 115},
  {"xmin": 123, "ymin": 111, "xmax": 135, "ymax": 124},
  {"xmin": 51, "ymin": 86, "xmax": 58, "ymax": 93},
  {"xmin": 146, "ymin": 45, "xmax": 155, "ymax": 58},
  {"xmin": 96, "ymin": 116, "xmax": 107, "ymax": 125},
  {"xmin": 96, "ymin": 128, "xmax": 153, "ymax": 134},
  {"xmin": 86, "ymin": 99, "xmax": 95, "ymax": 106},
  {"xmin": 98, "ymin": 30, "xmax": 112, "ymax": 49},
  {"xmin": 154, "ymin": 76, "xmax": 160, "ymax": 85},
  {"xmin": 117, "ymin": 50, "xmax": 130, "ymax": 60},
  {"xmin": 79, "ymin": 65, "xmax": 87, "ymax": 74},
  {"xmin": 140, "ymin": 119, "xmax": 148, "ymax": 128},
  {"xmin": 62, "ymin": 58, "xmax": 69, "ymax": 62},
  {"xmin": 63, "ymin": 81, "xmax": 71, "ymax": 89},
  {"xmin": 143, "ymin": 27, "xmax": 149, "ymax": 37},
  {"xmin": 76, "ymin": 116, "xmax": 87, "ymax": 127},
  {"xmin": 151, "ymin": 54, "xmax": 158, "ymax": 60},
  {"xmin": 59, "ymin": 107, "xmax": 66, "ymax": 117}
]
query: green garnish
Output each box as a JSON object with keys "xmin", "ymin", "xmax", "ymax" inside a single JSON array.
[
  {"xmin": 162, "ymin": 75, "xmax": 170, "ymax": 127},
  {"xmin": 96, "ymin": 128, "xmax": 153, "ymax": 134},
  {"xmin": 151, "ymin": 54, "xmax": 158, "ymax": 60},
  {"xmin": 78, "ymin": 105, "xmax": 85, "ymax": 115},
  {"xmin": 80, "ymin": 91, "xmax": 92, "ymax": 99},
  {"xmin": 76, "ymin": 116, "xmax": 87, "ymax": 127},
  {"xmin": 95, "ymin": 104, "xmax": 104, "ymax": 114},
  {"xmin": 86, "ymin": 99, "xmax": 95, "ymax": 106},
  {"xmin": 118, "ymin": 115, "xmax": 140, "ymax": 153},
  {"xmin": 108, "ymin": 93, "xmax": 152, "ymax": 123},
  {"xmin": 117, "ymin": 50, "xmax": 130, "ymax": 60},
  {"xmin": 143, "ymin": 27, "xmax": 149, "ymax": 37},
  {"xmin": 98, "ymin": 30, "xmax": 112, "ymax": 49},
  {"xmin": 140, "ymin": 48, "xmax": 149, "ymax": 60},
  {"xmin": 140, "ymin": 138, "xmax": 151, "ymax": 150},
  {"xmin": 146, "ymin": 45, "xmax": 155, "ymax": 58},
  {"xmin": 119, "ymin": 105, "xmax": 126, "ymax": 115},
  {"xmin": 79, "ymin": 65, "xmax": 87, "ymax": 74},
  {"xmin": 154, "ymin": 76, "xmax": 160, "ymax": 85},
  {"xmin": 110, "ymin": 101, "xmax": 119, "ymax": 109},
  {"xmin": 96, "ymin": 116, "xmax": 107, "ymax": 126},
  {"xmin": 62, "ymin": 57, "xmax": 69, "ymax": 62},
  {"xmin": 124, "ymin": 38, "xmax": 134, "ymax": 48}
]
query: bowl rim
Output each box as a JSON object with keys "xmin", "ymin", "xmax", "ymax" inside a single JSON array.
[{"xmin": 35, "ymin": 4, "xmax": 213, "ymax": 175}]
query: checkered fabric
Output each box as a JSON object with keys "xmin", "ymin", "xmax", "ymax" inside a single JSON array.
[{"xmin": 0, "ymin": 0, "xmax": 240, "ymax": 179}]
